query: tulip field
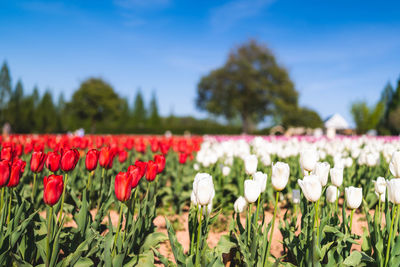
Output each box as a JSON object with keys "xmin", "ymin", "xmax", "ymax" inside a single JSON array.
[{"xmin": 2, "ymin": 134, "xmax": 400, "ymax": 266}]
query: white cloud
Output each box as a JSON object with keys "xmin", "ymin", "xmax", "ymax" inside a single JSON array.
[{"xmin": 209, "ymin": 0, "xmax": 274, "ymax": 31}]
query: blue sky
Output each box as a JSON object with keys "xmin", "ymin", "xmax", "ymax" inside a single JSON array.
[{"xmin": 1, "ymin": 0, "xmax": 400, "ymax": 126}]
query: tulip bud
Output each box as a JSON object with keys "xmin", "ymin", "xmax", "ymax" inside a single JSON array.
[
  {"xmin": 312, "ymin": 162, "xmax": 330, "ymax": 186},
  {"xmin": 271, "ymin": 162, "xmax": 290, "ymax": 191},
  {"xmin": 298, "ymin": 175, "xmax": 322, "ymax": 202},
  {"xmin": 179, "ymin": 153, "xmax": 188, "ymax": 164},
  {"xmin": 118, "ymin": 150, "xmax": 128, "ymax": 163},
  {"xmin": 326, "ymin": 185, "xmax": 339, "ymax": 203},
  {"xmin": 373, "ymin": 177, "xmax": 386, "ymax": 195},
  {"xmin": 222, "ymin": 166, "xmax": 231, "ymax": 177},
  {"xmin": 99, "ymin": 146, "xmax": 116, "ymax": 169},
  {"xmin": 1, "ymin": 146, "xmax": 13, "ymax": 161},
  {"xmin": 330, "ymin": 167, "xmax": 343, "ymax": 187},
  {"xmin": 30, "ymin": 151, "xmax": 46, "ymax": 173},
  {"xmin": 135, "ymin": 160, "xmax": 147, "ymax": 178},
  {"xmin": 292, "ymin": 189, "xmax": 301, "ymax": 204},
  {"xmin": 85, "ymin": 149, "xmax": 99, "ymax": 171},
  {"xmin": 244, "ymin": 179, "xmax": 261, "ymax": 203},
  {"xmin": 244, "ymin": 155, "xmax": 258, "ymax": 175},
  {"xmin": 46, "ymin": 151, "xmax": 61, "ymax": 173},
  {"xmin": 387, "ymin": 178, "xmax": 400, "ymax": 204},
  {"xmin": 127, "ymin": 165, "xmax": 142, "ymax": 188},
  {"xmin": 345, "ymin": 186, "xmax": 362, "ymax": 209},
  {"xmin": 7, "ymin": 159, "xmax": 26, "ymax": 187},
  {"xmin": 145, "ymin": 160, "xmax": 158, "ymax": 181},
  {"xmin": 234, "ymin": 196, "xmax": 247, "ymax": 213},
  {"xmin": 253, "ymin": 171, "xmax": 267, "ymax": 192},
  {"xmin": 43, "ymin": 174, "xmax": 64, "ymax": 206},
  {"xmin": 300, "ymin": 148, "xmax": 318, "ymax": 172},
  {"xmin": 154, "ymin": 154, "xmax": 166, "ymax": 173},
  {"xmin": 61, "ymin": 148, "xmax": 80, "ymax": 172},
  {"xmin": 193, "ymin": 173, "xmax": 215, "ymax": 206},
  {"xmin": 0, "ymin": 160, "xmax": 10, "ymax": 187},
  {"xmin": 114, "ymin": 172, "xmax": 133, "ymax": 202},
  {"xmin": 389, "ymin": 151, "xmax": 400, "ymax": 177}
]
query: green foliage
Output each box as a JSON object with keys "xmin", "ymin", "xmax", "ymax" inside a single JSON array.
[
  {"xmin": 351, "ymin": 100, "xmax": 385, "ymax": 134},
  {"xmin": 282, "ymin": 106, "xmax": 323, "ymax": 129},
  {"xmin": 196, "ymin": 40, "xmax": 298, "ymax": 133},
  {"xmin": 132, "ymin": 89, "xmax": 147, "ymax": 128}
]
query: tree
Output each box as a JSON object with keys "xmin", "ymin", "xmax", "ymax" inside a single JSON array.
[
  {"xmin": 35, "ymin": 91, "xmax": 58, "ymax": 133},
  {"xmin": 351, "ymin": 101, "xmax": 385, "ymax": 134},
  {"xmin": 196, "ymin": 40, "xmax": 298, "ymax": 133},
  {"xmin": 387, "ymin": 78, "xmax": 400, "ymax": 134},
  {"xmin": 282, "ymin": 107, "xmax": 323, "ymax": 128},
  {"xmin": 5, "ymin": 80, "xmax": 24, "ymax": 132},
  {"xmin": 68, "ymin": 78, "xmax": 122, "ymax": 133},
  {"xmin": 147, "ymin": 92, "xmax": 161, "ymax": 128},
  {"xmin": 131, "ymin": 89, "xmax": 147, "ymax": 128},
  {"xmin": 0, "ymin": 61, "xmax": 12, "ymax": 122}
]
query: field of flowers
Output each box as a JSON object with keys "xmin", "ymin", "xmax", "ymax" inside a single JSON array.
[{"xmin": 1, "ymin": 134, "xmax": 400, "ymax": 266}]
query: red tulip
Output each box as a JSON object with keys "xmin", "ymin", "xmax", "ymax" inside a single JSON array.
[
  {"xmin": 127, "ymin": 165, "xmax": 141, "ymax": 188},
  {"xmin": 145, "ymin": 160, "xmax": 158, "ymax": 181},
  {"xmin": 85, "ymin": 149, "xmax": 99, "ymax": 171},
  {"xmin": 1, "ymin": 146, "xmax": 13, "ymax": 161},
  {"xmin": 30, "ymin": 151, "xmax": 46, "ymax": 173},
  {"xmin": 46, "ymin": 151, "xmax": 61, "ymax": 172},
  {"xmin": 154, "ymin": 154, "xmax": 165, "ymax": 173},
  {"xmin": 43, "ymin": 174, "xmax": 64, "ymax": 206},
  {"xmin": 114, "ymin": 172, "xmax": 132, "ymax": 202},
  {"xmin": 61, "ymin": 148, "xmax": 80, "ymax": 172},
  {"xmin": 99, "ymin": 146, "xmax": 116, "ymax": 169},
  {"xmin": 7, "ymin": 159, "xmax": 26, "ymax": 187},
  {"xmin": 0, "ymin": 160, "xmax": 10, "ymax": 187},
  {"xmin": 179, "ymin": 153, "xmax": 188, "ymax": 164},
  {"xmin": 118, "ymin": 150, "xmax": 128, "ymax": 163},
  {"xmin": 134, "ymin": 160, "xmax": 147, "ymax": 179}
]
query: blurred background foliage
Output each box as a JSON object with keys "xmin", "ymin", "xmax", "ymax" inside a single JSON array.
[{"xmin": 0, "ymin": 40, "xmax": 399, "ymax": 135}]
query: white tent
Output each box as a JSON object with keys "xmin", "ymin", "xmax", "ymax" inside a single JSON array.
[{"xmin": 324, "ymin": 114, "xmax": 349, "ymax": 130}]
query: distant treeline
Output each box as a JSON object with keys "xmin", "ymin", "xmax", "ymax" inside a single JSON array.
[{"xmin": 0, "ymin": 61, "xmax": 243, "ymax": 135}]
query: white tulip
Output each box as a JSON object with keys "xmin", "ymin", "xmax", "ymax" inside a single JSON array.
[
  {"xmin": 193, "ymin": 163, "xmax": 199, "ymax": 171},
  {"xmin": 312, "ymin": 162, "xmax": 330, "ymax": 186},
  {"xmin": 373, "ymin": 177, "xmax": 386, "ymax": 195},
  {"xmin": 387, "ymin": 178, "xmax": 400, "ymax": 204},
  {"xmin": 244, "ymin": 154, "xmax": 258, "ymax": 175},
  {"xmin": 190, "ymin": 191, "xmax": 197, "ymax": 205},
  {"xmin": 345, "ymin": 186, "xmax": 363, "ymax": 209},
  {"xmin": 389, "ymin": 151, "xmax": 400, "ymax": 177},
  {"xmin": 253, "ymin": 171, "xmax": 268, "ymax": 192},
  {"xmin": 330, "ymin": 167, "xmax": 343, "ymax": 187},
  {"xmin": 298, "ymin": 175, "xmax": 322, "ymax": 202},
  {"xmin": 222, "ymin": 166, "xmax": 231, "ymax": 177},
  {"xmin": 271, "ymin": 162, "xmax": 290, "ymax": 191},
  {"xmin": 244, "ymin": 179, "xmax": 261, "ymax": 203},
  {"xmin": 300, "ymin": 148, "xmax": 318, "ymax": 172},
  {"xmin": 292, "ymin": 189, "xmax": 301, "ymax": 204},
  {"xmin": 326, "ymin": 185, "xmax": 339, "ymax": 203},
  {"xmin": 234, "ymin": 196, "xmax": 247, "ymax": 213},
  {"xmin": 193, "ymin": 173, "xmax": 215, "ymax": 206}
]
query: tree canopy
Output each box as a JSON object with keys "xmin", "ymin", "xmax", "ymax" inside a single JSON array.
[{"xmin": 196, "ymin": 40, "xmax": 319, "ymax": 132}]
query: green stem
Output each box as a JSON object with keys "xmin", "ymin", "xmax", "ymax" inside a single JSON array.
[
  {"xmin": 378, "ymin": 196, "xmax": 381, "ymax": 224},
  {"xmin": 255, "ymin": 196, "xmax": 261, "ymax": 225},
  {"xmin": 264, "ymin": 191, "xmax": 279, "ymax": 267},
  {"xmin": 112, "ymin": 203, "xmax": 124, "ymax": 257},
  {"xmin": 32, "ymin": 173, "xmax": 37, "ymax": 203},
  {"xmin": 349, "ymin": 209, "xmax": 354, "ymax": 233},
  {"xmin": 248, "ymin": 203, "xmax": 253, "ymax": 244},
  {"xmin": 190, "ymin": 205, "xmax": 199, "ymax": 254},
  {"xmin": 0, "ymin": 187, "xmax": 4, "ymax": 217},
  {"xmin": 335, "ymin": 190, "xmax": 339, "ymax": 214},
  {"xmin": 314, "ymin": 201, "xmax": 320, "ymax": 240},
  {"xmin": 46, "ymin": 206, "xmax": 53, "ymax": 267},
  {"xmin": 58, "ymin": 173, "xmax": 68, "ymax": 224},
  {"xmin": 195, "ymin": 206, "xmax": 203, "ymax": 266},
  {"xmin": 86, "ymin": 171, "xmax": 92, "ymax": 191},
  {"xmin": 7, "ymin": 188, "xmax": 12, "ymax": 224},
  {"xmin": 384, "ymin": 204, "xmax": 398, "ymax": 267},
  {"xmin": 97, "ymin": 168, "xmax": 105, "ymax": 211}
]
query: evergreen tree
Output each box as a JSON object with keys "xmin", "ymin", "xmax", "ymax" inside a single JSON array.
[
  {"xmin": 56, "ymin": 93, "xmax": 66, "ymax": 132},
  {"xmin": 387, "ymin": 78, "xmax": 400, "ymax": 134},
  {"xmin": 147, "ymin": 91, "xmax": 161, "ymax": 128},
  {"xmin": 0, "ymin": 61, "xmax": 12, "ymax": 122},
  {"xmin": 36, "ymin": 91, "xmax": 57, "ymax": 133},
  {"xmin": 131, "ymin": 89, "xmax": 147, "ymax": 129},
  {"xmin": 6, "ymin": 80, "xmax": 24, "ymax": 132}
]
